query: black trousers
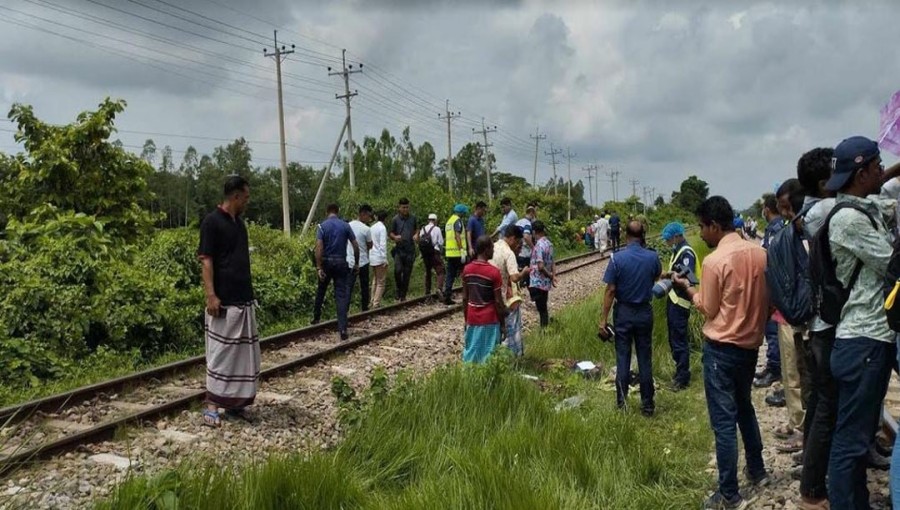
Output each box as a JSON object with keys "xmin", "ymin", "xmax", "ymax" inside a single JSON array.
[
  {"xmin": 444, "ymin": 257, "xmax": 464, "ymax": 298},
  {"xmin": 347, "ymin": 264, "xmax": 370, "ymax": 312},
  {"xmin": 393, "ymin": 251, "xmax": 415, "ymax": 300},
  {"xmin": 800, "ymin": 328, "xmax": 837, "ymax": 499},
  {"xmin": 529, "ymin": 287, "xmax": 549, "ymax": 327}
]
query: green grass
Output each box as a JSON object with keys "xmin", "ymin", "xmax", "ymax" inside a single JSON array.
[{"xmin": 96, "ymin": 239, "xmax": 717, "ymax": 509}]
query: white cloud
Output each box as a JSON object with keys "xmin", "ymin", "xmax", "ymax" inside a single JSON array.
[{"xmin": 0, "ymin": 0, "xmax": 898, "ymax": 208}]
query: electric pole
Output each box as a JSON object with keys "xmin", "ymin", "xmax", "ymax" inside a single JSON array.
[
  {"xmin": 629, "ymin": 178, "xmax": 640, "ymax": 213},
  {"xmin": 564, "ymin": 148, "xmax": 576, "ymax": 220},
  {"xmin": 642, "ymin": 185, "xmax": 652, "ymax": 213},
  {"xmin": 605, "ymin": 168, "xmax": 620, "ymax": 202},
  {"xmin": 545, "ymin": 143, "xmax": 563, "ymax": 194},
  {"xmin": 473, "ymin": 118, "xmax": 497, "ymax": 204},
  {"xmin": 263, "ymin": 30, "xmax": 295, "ymax": 236},
  {"xmin": 328, "ymin": 49, "xmax": 362, "ymax": 191},
  {"xmin": 583, "ymin": 165, "xmax": 597, "ymax": 207},
  {"xmin": 438, "ymin": 100, "xmax": 461, "ymax": 194},
  {"xmin": 530, "ymin": 127, "xmax": 546, "ymax": 187}
]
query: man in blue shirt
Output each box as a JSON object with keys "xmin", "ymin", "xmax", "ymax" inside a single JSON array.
[
  {"xmin": 609, "ymin": 212, "xmax": 621, "ymax": 251},
  {"xmin": 314, "ymin": 203, "xmax": 359, "ymax": 341},
  {"xmin": 754, "ymin": 196, "xmax": 783, "ymax": 391},
  {"xmin": 661, "ymin": 222, "xmax": 697, "ymax": 391},
  {"xmin": 467, "ymin": 201, "xmax": 487, "ymax": 259},
  {"xmin": 599, "ymin": 221, "xmax": 662, "ymax": 416},
  {"xmin": 492, "ymin": 197, "xmax": 518, "ymax": 238}
]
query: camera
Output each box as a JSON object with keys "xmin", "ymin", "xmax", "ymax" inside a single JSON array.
[
  {"xmin": 652, "ymin": 263, "xmax": 698, "ymax": 299},
  {"xmin": 597, "ymin": 324, "xmax": 615, "ymax": 342}
]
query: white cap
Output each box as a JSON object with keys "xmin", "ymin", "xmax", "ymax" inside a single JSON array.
[{"xmin": 428, "ymin": 213, "xmax": 437, "ymax": 221}]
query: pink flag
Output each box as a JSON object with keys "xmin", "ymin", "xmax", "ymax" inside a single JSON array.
[{"xmin": 879, "ymin": 90, "xmax": 900, "ymax": 157}]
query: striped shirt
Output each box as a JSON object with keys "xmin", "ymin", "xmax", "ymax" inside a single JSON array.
[{"xmin": 463, "ymin": 260, "xmax": 502, "ymax": 325}]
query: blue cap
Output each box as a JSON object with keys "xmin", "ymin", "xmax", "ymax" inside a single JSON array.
[
  {"xmin": 453, "ymin": 203, "xmax": 469, "ymax": 215},
  {"xmin": 661, "ymin": 222, "xmax": 685, "ymax": 241},
  {"xmin": 825, "ymin": 136, "xmax": 880, "ymax": 192}
]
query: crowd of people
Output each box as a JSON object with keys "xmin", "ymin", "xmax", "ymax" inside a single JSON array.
[
  {"xmin": 194, "ymin": 183, "xmax": 566, "ymax": 426},
  {"xmin": 192, "ymin": 134, "xmax": 900, "ymax": 509},
  {"xmin": 597, "ymin": 136, "xmax": 900, "ymax": 509}
]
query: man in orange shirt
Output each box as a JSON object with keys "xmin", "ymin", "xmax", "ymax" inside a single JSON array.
[{"xmin": 673, "ymin": 196, "xmax": 769, "ymax": 510}]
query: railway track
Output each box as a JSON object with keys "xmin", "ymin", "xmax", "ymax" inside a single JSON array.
[{"xmin": 0, "ymin": 248, "xmax": 609, "ymax": 477}]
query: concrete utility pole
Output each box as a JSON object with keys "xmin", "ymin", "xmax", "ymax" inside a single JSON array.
[
  {"xmin": 605, "ymin": 168, "xmax": 620, "ymax": 202},
  {"xmin": 472, "ymin": 118, "xmax": 497, "ymax": 204},
  {"xmin": 545, "ymin": 143, "xmax": 563, "ymax": 194},
  {"xmin": 629, "ymin": 178, "xmax": 640, "ymax": 213},
  {"xmin": 642, "ymin": 185, "xmax": 652, "ymax": 213},
  {"xmin": 583, "ymin": 165, "xmax": 597, "ymax": 208},
  {"xmin": 328, "ymin": 49, "xmax": 362, "ymax": 191},
  {"xmin": 564, "ymin": 148, "xmax": 576, "ymax": 220},
  {"xmin": 301, "ymin": 119, "xmax": 349, "ymax": 238},
  {"xmin": 530, "ymin": 127, "xmax": 546, "ymax": 187},
  {"xmin": 263, "ymin": 30, "xmax": 295, "ymax": 236},
  {"xmin": 438, "ymin": 100, "xmax": 461, "ymax": 194}
]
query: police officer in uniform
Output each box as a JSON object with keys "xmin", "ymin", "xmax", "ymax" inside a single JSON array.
[
  {"xmin": 598, "ymin": 221, "xmax": 662, "ymax": 416},
  {"xmin": 661, "ymin": 222, "xmax": 697, "ymax": 391},
  {"xmin": 443, "ymin": 204, "xmax": 469, "ymax": 305}
]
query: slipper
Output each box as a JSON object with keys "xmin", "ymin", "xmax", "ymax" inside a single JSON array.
[
  {"xmin": 201, "ymin": 408, "xmax": 222, "ymax": 428},
  {"xmin": 776, "ymin": 439, "xmax": 803, "ymax": 454},
  {"xmin": 223, "ymin": 408, "xmax": 256, "ymax": 424},
  {"xmin": 773, "ymin": 425, "xmax": 795, "ymax": 440}
]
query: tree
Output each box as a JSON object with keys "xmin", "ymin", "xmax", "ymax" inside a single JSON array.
[
  {"xmin": 2, "ymin": 98, "xmax": 158, "ymax": 244},
  {"xmin": 654, "ymin": 195, "xmax": 665, "ymax": 207},
  {"xmin": 671, "ymin": 175, "xmax": 709, "ymax": 213},
  {"xmin": 140, "ymin": 139, "xmax": 157, "ymax": 166}
]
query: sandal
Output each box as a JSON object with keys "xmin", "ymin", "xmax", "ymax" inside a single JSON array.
[
  {"xmin": 773, "ymin": 425, "xmax": 795, "ymax": 440},
  {"xmin": 201, "ymin": 408, "xmax": 222, "ymax": 428},
  {"xmin": 223, "ymin": 408, "xmax": 256, "ymax": 424}
]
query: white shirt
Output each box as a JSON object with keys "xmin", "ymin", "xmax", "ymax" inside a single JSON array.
[
  {"xmin": 369, "ymin": 221, "xmax": 388, "ymax": 266},
  {"xmin": 419, "ymin": 222, "xmax": 444, "ymax": 251},
  {"xmin": 594, "ymin": 217, "xmax": 609, "ymax": 239},
  {"xmin": 346, "ymin": 219, "xmax": 372, "ymax": 267}
]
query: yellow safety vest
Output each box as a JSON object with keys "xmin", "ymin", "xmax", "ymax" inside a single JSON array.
[
  {"xmin": 445, "ymin": 214, "xmax": 467, "ymax": 257},
  {"xmin": 668, "ymin": 244, "xmax": 696, "ymax": 309}
]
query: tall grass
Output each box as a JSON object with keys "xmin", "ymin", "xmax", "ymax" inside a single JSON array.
[{"xmin": 97, "ymin": 237, "xmax": 716, "ymax": 509}]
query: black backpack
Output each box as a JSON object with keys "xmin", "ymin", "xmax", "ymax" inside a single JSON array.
[
  {"xmin": 765, "ymin": 218, "xmax": 814, "ymax": 326},
  {"xmin": 808, "ymin": 202, "xmax": 877, "ymax": 326},
  {"xmin": 418, "ymin": 226, "xmax": 436, "ymax": 258}
]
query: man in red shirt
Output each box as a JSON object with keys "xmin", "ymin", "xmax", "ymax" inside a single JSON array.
[{"xmin": 462, "ymin": 235, "xmax": 508, "ymax": 363}]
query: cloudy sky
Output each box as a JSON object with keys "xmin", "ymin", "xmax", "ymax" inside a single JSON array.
[{"xmin": 1, "ymin": 0, "xmax": 898, "ymax": 209}]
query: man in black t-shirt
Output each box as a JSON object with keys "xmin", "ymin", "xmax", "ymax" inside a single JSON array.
[
  {"xmin": 389, "ymin": 197, "xmax": 419, "ymax": 302},
  {"xmin": 197, "ymin": 175, "xmax": 260, "ymax": 428}
]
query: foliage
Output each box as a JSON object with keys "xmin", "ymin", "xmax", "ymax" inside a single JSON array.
[
  {"xmin": 2, "ymin": 98, "xmax": 159, "ymax": 244},
  {"xmin": 670, "ymin": 175, "xmax": 709, "ymax": 214}
]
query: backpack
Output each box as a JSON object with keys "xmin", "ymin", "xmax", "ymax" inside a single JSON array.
[
  {"xmin": 765, "ymin": 218, "xmax": 814, "ymax": 326},
  {"xmin": 882, "ymin": 238, "xmax": 900, "ymax": 332},
  {"xmin": 418, "ymin": 226, "xmax": 436, "ymax": 258},
  {"xmin": 808, "ymin": 202, "xmax": 877, "ymax": 326}
]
